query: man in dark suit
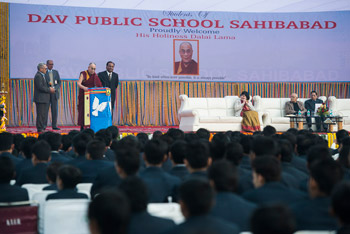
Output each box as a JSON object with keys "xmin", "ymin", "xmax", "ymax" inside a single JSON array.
[
  {"xmin": 98, "ymin": 61, "xmax": 119, "ymax": 118},
  {"xmin": 304, "ymin": 90, "xmax": 327, "ymax": 132},
  {"xmin": 16, "ymin": 140, "xmax": 51, "ymax": 185},
  {"xmin": 46, "ymin": 165, "xmax": 88, "ymax": 200},
  {"xmin": 165, "ymin": 179, "xmax": 239, "ymax": 234},
  {"xmin": 119, "ymin": 177, "xmax": 176, "ymax": 234},
  {"xmin": 34, "ymin": 63, "xmax": 55, "ymax": 133},
  {"xmin": 45, "ymin": 60, "xmax": 61, "ymax": 130},
  {"xmin": 0, "ymin": 156, "xmax": 29, "ymax": 203}
]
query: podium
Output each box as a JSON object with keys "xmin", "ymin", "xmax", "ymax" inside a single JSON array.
[{"xmin": 84, "ymin": 87, "xmax": 112, "ymax": 132}]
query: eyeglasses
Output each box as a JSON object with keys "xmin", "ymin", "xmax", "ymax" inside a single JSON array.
[{"xmin": 48, "ymin": 64, "xmax": 54, "ymax": 65}]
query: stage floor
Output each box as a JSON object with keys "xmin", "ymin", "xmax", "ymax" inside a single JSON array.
[{"xmin": 6, "ymin": 125, "xmax": 179, "ymax": 134}]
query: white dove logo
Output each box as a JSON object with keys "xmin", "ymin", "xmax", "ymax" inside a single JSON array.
[{"xmin": 92, "ymin": 97, "xmax": 108, "ymax": 117}]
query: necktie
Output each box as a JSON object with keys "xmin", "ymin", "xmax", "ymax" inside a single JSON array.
[{"xmin": 109, "ymin": 73, "xmax": 112, "ymax": 81}]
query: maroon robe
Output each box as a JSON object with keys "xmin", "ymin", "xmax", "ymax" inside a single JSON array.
[
  {"xmin": 174, "ymin": 59, "xmax": 198, "ymax": 75},
  {"xmin": 77, "ymin": 70, "xmax": 102, "ymax": 126}
]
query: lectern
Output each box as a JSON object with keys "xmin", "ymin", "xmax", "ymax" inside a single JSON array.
[{"xmin": 84, "ymin": 87, "xmax": 112, "ymax": 132}]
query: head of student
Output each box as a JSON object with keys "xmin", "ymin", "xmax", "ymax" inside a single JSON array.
[
  {"xmin": 88, "ymin": 190, "xmax": 130, "ymax": 234},
  {"xmin": 178, "ymin": 179, "xmax": 215, "ymax": 218},
  {"xmin": 57, "ymin": 165, "xmax": 82, "ymax": 190},
  {"xmin": 179, "ymin": 42, "xmax": 193, "ymax": 64},
  {"xmin": 32, "ymin": 140, "xmax": 51, "ymax": 165},
  {"xmin": 331, "ymin": 181, "xmax": 350, "ymax": 226},
  {"xmin": 106, "ymin": 61, "xmax": 115, "ymax": 73}
]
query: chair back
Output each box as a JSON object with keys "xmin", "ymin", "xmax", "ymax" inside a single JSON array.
[
  {"xmin": 22, "ymin": 184, "xmax": 49, "ymax": 200},
  {"xmin": 0, "ymin": 204, "xmax": 38, "ymax": 234},
  {"xmin": 42, "ymin": 199, "xmax": 90, "ymax": 234},
  {"xmin": 77, "ymin": 183, "xmax": 93, "ymax": 199},
  {"xmin": 32, "ymin": 191, "xmax": 56, "ymax": 234},
  {"xmin": 147, "ymin": 202, "xmax": 184, "ymax": 224}
]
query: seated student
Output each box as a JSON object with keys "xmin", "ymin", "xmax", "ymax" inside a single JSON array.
[
  {"xmin": 251, "ymin": 204, "xmax": 296, "ymax": 234},
  {"xmin": 95, "ymin": 129, "xmax": 115, "ymax": 161},
  {"xmin": 15, "ymin": 137, "xmax": 37, "ymax": 179},
  {"xmin": 196, "ymin": 128, "xmax": 210, "ymax": 141},
  {"xmin": 239, "ymin": 136, "xmax": 299, "ymax": 193},
  {"xmin": 209, "ymin": 160, "xmax": 256, "ymax": 231},
  {"xmin": 262, "ymin": 125, "xmax": 277, "ymax": 137},
  {"xmin": 291, "ymin": 158, "xmax": 343, "ymax": 231},
  {"xmin": 184, "ymin": 140, "xmax": 212, "ymax": 180},
  {"xmin": 119, "ymin": 177, "xmax": 175, "ymax": 234},
  {"xmin": 331, "ymin": 181, "xmax": 350, "ymax": 234},
  {"xmin": 333, "ymin": 130, "xmax": 350, "ymax": 160},
  {"xmin": 224, "ymin": 141, "xmax": 251, "ymax": 181},
  {"xmin": 0, "ymin": 132, "xmax": 22, "ymax": 166},
  {"xmin": 43, "ymin": 162, "xmax": 63, "ymax": 191},
  {"xmin": 88, "ymin": 190, "xmax": 130, "ymax": 234},
  {"xmin": 165, "ymin": 179, "xmax": 239, "ymax": 234},
  {"xmin": 90, "ymin": 145, "xmax": 140, "ymax": 198},
  {"xmin": 45, "ymin": 132, "xmax": 70, "ymax": 163},
  {"xmin": 75, "ymin": 140, "xmax": 113, "ymax": 183},
  {"xmin": 242, "ymin": 156, "xmax": 305, "ymax": 205},
  {"xmin": 68, "ymin": 132, "xmax": 93, "ymax": 167},
  {"xmin": 139, "ymin": 139, "xmax": 181, "ymax": 203},
  {"xmin": 239, "ymin": 135, "xmax": 253, "ymax": 171},
  {"xmin": 46, "ymin": 165, "xmax": 88, "ymax": 200},
  {"xmin": 0, "ymin": 156, "xmax": 29, "ymax": 202},
  {"xmin": 16, "ymin": 140, "xmax": 51, "ymax": 186},
  {"xmin": 168, "ymin": 140, "xmax": 189, "ymax": 181}
]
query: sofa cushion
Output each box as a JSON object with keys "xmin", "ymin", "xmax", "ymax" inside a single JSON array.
[
  {"xmin": 344, "ymin": 118, "xmax": 350, "ymax": 125},
  {"xmin": 199, "ymin": 116, "xmax": 220, "ymax": 123},
  {"xmin": 270, "ymin": 117, "xmax": 290, "ymax": 124},
  {"xmin": 219, "ymin": 116, "xmax": 243, "ymax": 123}
]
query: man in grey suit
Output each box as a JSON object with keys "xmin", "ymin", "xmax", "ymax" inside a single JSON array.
[
  {"xmin": 98, "ymin": 61, "xmax": 119, "ymax": 118},
  {"xmin": 34, "ymin": 63, "xmax": 55, "ymax": 133},
  {"xmin": 45, "ymin": 60, "xmax": 61, "ymax": 130}
]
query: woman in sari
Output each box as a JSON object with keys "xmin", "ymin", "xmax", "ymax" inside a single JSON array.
[{"xmin": 234, "ymin": 91, "xmax": 260, "ymax": 132}]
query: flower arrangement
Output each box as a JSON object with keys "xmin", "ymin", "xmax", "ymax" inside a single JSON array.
[
  {"xmin": 0, "ymin": 95, "xmax": 7, "ymax": 132},
  {"xmin": 316, "ymin": 103, "xmax": 329, "ymax": 117}
]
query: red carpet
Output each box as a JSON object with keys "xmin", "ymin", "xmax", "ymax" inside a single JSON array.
[{"xmin": 6, "ymin": 125, "xmax": 179, "ymax": 135}]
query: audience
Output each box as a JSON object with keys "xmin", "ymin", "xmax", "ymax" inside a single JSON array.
[
  {"xmin": 0, "ymin": 132, "xmax": 22, "ymax": 166},
  {"xmin": 43, "ymin": 161, "xmax": 63, "ymax": 191},
  {"xmin": 291, "ymin": 158, "xmax": 343, "ymax": 230},
  {"xmin": 95, "ymin": 129, "xmax": 114, "ymax": 161},
  {"xmin": 251, "ymin": 204, "xmax": 296, "ymax": 234},
  {"xmin": 88, "ymin": 190, "xmax": 130, "ymax": 234},
  {"xmin": 139, "ymin": 139, "xmax": 181, "ymax": 203},
  {"xmin": 119, "ymin": 176, "xmax": 176, "ymax": 234},
  {"xmin": 46, "ymin": 165, "xmax": 88, "ymax": 200},
  {"xmin": 15, "ymin": 137, "xmax": 37, "ymax": 179},
  {"xmin": 168, "ymin": 140, "xmax": 189, "ymax": 181},
  {"xmin": 16, "ymin": 140, "xmax": 51, "ymax": 185},
  {"xmin": 165, "ymin": 179, "xmax": 239, "ymax": 234},
  {"xmin": 331, "ymin": 181, "xmax": 350, "ymax": 234},
  {"xmin": 242, "ymin": 156, "xmax": 305, "ymax": 205},
  {"xmin": 209, "ymin": 160, "xmax": 256, "ymax": 231},
  {"xmin": 75, "ymin": 140, "xmax": 113, "ymax": 183},
  {"xmin": 0, "ymin": 156, "xmax": 29, "ymax": 202},
  {"xmin": 184, "ymin": 140, "xmax": 212, "ymax": 180}
]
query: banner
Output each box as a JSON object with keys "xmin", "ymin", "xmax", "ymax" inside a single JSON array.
[{"xmin": 9, "ymin": 4, "xmax": 350, "ymax": 82}]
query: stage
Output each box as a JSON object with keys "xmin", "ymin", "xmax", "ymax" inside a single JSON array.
[{"xmin": 6, "ymin": 125, "xmax": 179, "ymax": 136}]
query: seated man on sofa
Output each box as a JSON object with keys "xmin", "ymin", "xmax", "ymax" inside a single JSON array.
[
  {"xmin": 304, "ymin": 91, "xmax": 327, "ymax": 132},
  {"xmin": 285, "ymin": 93, "xmax": 306, "ymax": 116}
]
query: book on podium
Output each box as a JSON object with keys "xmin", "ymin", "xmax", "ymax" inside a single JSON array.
[{"xmin": 84, "ymin": 87, "xmax": 112, "ymax": 132}]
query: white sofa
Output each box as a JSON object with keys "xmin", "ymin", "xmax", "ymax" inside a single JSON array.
[
  {"xmin": 328, "ymin": 96, "xmax": 350, "ymax": 131},
  {"xmin": 254, "ymin": 96, "xmax": 327, "ymax": 132},
  {"xmin": 178, "ymin": 95, "xmax": 257, "ymax": 132}
]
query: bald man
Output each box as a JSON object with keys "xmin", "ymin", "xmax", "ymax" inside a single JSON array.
[
  {"xmin": 174, "ymin": 42, "xmax": 198, "ymax": 75},
  {"xmin": 285, "ymin": 93, "xmax": 306, "ymax": 115}
]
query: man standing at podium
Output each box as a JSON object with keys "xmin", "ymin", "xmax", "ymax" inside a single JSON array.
[
  {"xmin": 45, "ymin": 60, "xmax": 61, "ymax": 130},
  {"xmin": 98, "ymin": 61, "xmax": 119, "ymax": 119}
]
